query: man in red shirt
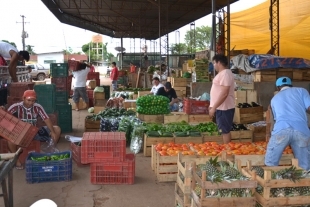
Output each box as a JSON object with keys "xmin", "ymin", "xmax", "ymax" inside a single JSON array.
[
  {"xmin": 110, "ymin": 62, "xmax": 119, "ymax": 91},
  {"xmin": 130, "ymin": 62, "xmax": 136, "ymax": 73},
  {"xmin": 6, "ymin": 90, "xmax": 61, "ymax": 169}
]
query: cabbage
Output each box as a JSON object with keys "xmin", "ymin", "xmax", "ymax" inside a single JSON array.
[{"xmin": 88, "ymin": 107, "xmax": 94, "ymax": 113}]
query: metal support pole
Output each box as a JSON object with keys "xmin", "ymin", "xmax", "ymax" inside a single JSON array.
[
  {"xmin": 212, "ymin": 0, "xmax": 216, "ymax": 76},
  {"xmin": 159, "ymin": 0, "xmax": 161, "ymax": 68},
  {"xmin": 17, "ymin": 15, "xmax": 29, "ymax": 51},
  {"xmin": 120, "ymin": 37, "xmax": 123, "ymax": 69},
  {"xmin": 270, "ymin": 0, "xmax": 280, "ymax": 55},
  {"xmin": 226, "ymin": 0, "xmax": 230, "ymax": 58}
]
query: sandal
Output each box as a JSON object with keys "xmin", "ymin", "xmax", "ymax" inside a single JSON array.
[{"xmin": 15, "ymin": 164, "xmax": 24, "ymax": 170}]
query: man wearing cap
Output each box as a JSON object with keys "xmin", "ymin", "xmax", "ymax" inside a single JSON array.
[
  {"xmin": 6, "ymin": 90, "xmax": 61, "ymax": 169},
  {"xmin": 150, "ymin": 77, "xmax": 164, "ymax": 95},
  {"xmin": 156, "ymin": 82, "xmax": 179, "ymax": 111},
  {"xmin": 265, "ymin": 77, "xmax": 310, "ymax": 170}
]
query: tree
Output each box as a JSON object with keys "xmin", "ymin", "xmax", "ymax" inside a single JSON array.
[
  {"xmin": 82, "ymin": 42, "xmax": 114, "ymax": 62},
  {"xmin": 26, "ymin": 45, "xmax": 36, "ymax": 55},
  {"xmin": 170, "ymin": 43, "xmax": 187, "ymax": 54},
  {"xmin": 184, "ymin": 25, "xmax": 212, "ymax": 53},
  {"xmin": 1, "ymin": 40, "xmax": 17, "ymax": 49}
]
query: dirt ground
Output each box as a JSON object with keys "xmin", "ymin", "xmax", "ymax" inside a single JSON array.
[{"xmin": 0, "ymin": 76, "xmax": 175, "ymax": 207}]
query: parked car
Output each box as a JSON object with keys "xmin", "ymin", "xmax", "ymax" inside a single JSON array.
[{"xmin": 26, "ymin": 64, "xmax": 50, "ymax": 81}]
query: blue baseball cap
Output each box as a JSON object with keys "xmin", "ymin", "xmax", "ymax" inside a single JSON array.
[{"xmin": 276, "ymin": 77, "xmax": 292, "ymax": 87}]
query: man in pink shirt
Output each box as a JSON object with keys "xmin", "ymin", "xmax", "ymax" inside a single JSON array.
[{"xmin": 209, "ymin": 54, "xmax": 235, "ymax": 143}]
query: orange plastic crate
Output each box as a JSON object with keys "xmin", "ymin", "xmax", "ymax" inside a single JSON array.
[
  {"xmin": 71, "ymin": 142, "xmax": 88, "ymax": 166},
  {"xmin": 87, "ymin": 72, "xmax": 100, "ymax": 80},
  {"xmin": 0, "ymin": 137, "xmax": 8, "ymax": 153},
  {"xmin": 90, "ymin": 154, "xmax": 135, "ymax": 185},
  {"xmin": 81, "ymin": 132, "xmax": 126, "ymax": 164},
  {"xmin": 183, "ymin": 98, "xmax": 210, "ymax": 115},
  {"xmin": 51, "ymin": 77, "xmax": 69, "ymax": 91},
  {"xmin": 0, "ymin": 110, "xmax": 39, "ymax": 147},
  {"xmin": 68, "ymin": 60, "xmax": 81, "ymax": 71}
]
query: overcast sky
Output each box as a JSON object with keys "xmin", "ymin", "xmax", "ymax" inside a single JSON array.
[{"xmin": 0, "ymin": 0, "xmax": 266, "ymax": 55}]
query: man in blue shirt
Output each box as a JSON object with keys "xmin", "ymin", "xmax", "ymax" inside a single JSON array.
[{"xmin": 265, "ymin": 77, "xmax": 310, "ymax": 170}]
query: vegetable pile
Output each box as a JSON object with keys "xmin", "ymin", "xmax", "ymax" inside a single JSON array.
[
  {"xmin": 30, "ymin": 153, "xmax": 70, "ymax": 161},
  {"xmin": 136, "ymin": 95, "xmax": 170, "ymax": 115},
  {"xmin": 86, "ymin": 108, "xmax": 136, "ymax": 121}
]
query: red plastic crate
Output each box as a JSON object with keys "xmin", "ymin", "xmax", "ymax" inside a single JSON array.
[
  {"xmin": 71, "ymin": 142, "xmax": 88, "ymax": 166},
  {"xmin": 88, "ymin": 98, "xmax": 94, "ymax": 107},
  {"xmin": 36, "ymin": 112, "xmax": 58, "ymax": 129},
  {"xmin": 95, "ymin": 78, "xmax": 100, "ymax": 86},
  {"xmin": 90, "ymin": 154, "xmax": 135, "ymax": 185},
  {"xmin": 68, "ymin": 60, "xmax": 82, "ymax": 71},
  {"xmin": 183, "ymin": 98, "xmax": 210, "ymax": 115},
  {"xmin": 19, "ymin": 140, "xmax": 40, "ymax": 165},
  {"xmin": 0, "ymin": 137, "xmax": 8, "ymax": 153},
  {"xmin": 7, "ymin": 96, "xmax": 23, "ymax": 107},
  {"xmin": 8, "ymin": 82, "xmax": 34, "ymax": 98},
  {"xmin": 51, "ymin": 77, "xmax": 68, "ymax": 91},
  {"xmin": 87, "ymin": 89, "xmax": 94, "ymax": 98},
  {"xmin": 87, "ymin": 72, "xmax": 100, "ymax": 80},
  {"xmin": 0, "ymin": 110, "xmax": 39, "ymax": 147},
  {"xmin": 67, "ymin": 75, "xmax": 73, "ymax": 92},
  {"xmin": 81, "ymin": 132, "xmax": 126, "ymax": 164}
]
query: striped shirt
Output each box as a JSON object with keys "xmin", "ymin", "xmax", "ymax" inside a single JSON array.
[{"xmin": 7, "ymin": 102, "xmax": 49, "ymax": 126}]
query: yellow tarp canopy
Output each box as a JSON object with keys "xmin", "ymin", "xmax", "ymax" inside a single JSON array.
[{"xmin": 230, "ymin": 0, "xmax": 310, "ymax": 59}]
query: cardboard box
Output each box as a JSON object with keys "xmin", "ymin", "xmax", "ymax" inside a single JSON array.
[
  {"xmin": 94, "ymin": 106, "xmax": 105, "ymax": 114},
  {"xmin": 94, "ymin": 99, "xmax": 105, "ymax": 106},
  {"xmin": 87, "ymin": 80, "xmax": 96, "ymax": 89},
  {"xmin": 69, "ymin": 98, "xmax": 87, "ymax": 110},
  {"xmin": 94, "ymin": 92, "xmax": 105, "ymax": 99}
]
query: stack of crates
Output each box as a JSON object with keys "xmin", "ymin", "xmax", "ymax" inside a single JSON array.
[
  {"xmin": 87, "ymin": 72, "xmax": 100, "ymax": 87},
  {"xmin": 7, "ymin": 82, "xmax": 34, "ymax": 107},
  {"xmin": 81, "ymin": 132, "xmax": 135, "ymax": 184},
  {"xmin": 50, "ymin": 63, "xmax": 72, "ymax": 133}
]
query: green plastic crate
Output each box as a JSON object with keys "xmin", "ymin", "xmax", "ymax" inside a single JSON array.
[
  {"xmin": 34, "ymin": 84, "xmax": 56, "ymax": 114},
  {"xmin": 100, "ymin": 85, "xmax": 110, "ymax": 99},
  {"xmin": 50, "ymin": 63, "xmax": 68, "ymax": 78},
  {"xmin": 57, "ymin": 104, "xmax": 72, "ymax": 133},
  {"xmin": 55, "ymin": 91, "xmax": 69, "ymax": 106},
  {"xmin": 58, "ymin": 121, "xmax": 72, "ymax": 133}
]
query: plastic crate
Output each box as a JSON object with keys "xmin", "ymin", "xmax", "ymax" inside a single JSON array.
[
  {"xmin": 58, "ymin": 121, "xmax": 72, "ymax": 133},
  {"xmin": 87, "ymin": 72, "xmax": 99, "ymax": 80},
  {"xmin": 88, "ymin": 98, "xmax": 94, "ymax": 107},
  {"xmin": 6, "ymin": 96, "xmax": 22, "ymax": 107},
  {"xmin": 58, "ymin": 105, "xmax": 72, "ymax": 133},
  {"xmin": 87, "ymin": 89, "xmax": 94, "ymax": 98},
  {"xmin": 70, "ymin": 142, "xmax": 88, "ymax": 166},
  {"xmin": 51, "ymin": 77, "xmax": 68, "ymax": 91},
  {"xmin": 57, "ymin": 104, "xmax": 72, "ymax": 115},
  {"xmin": 95, "ymin": 78, "xmax": 100, "ymax": 86},
  {"xmin": 55, "ymin": 91, "xmax": 69, "ymax": 106},
  {"xmin": 8, "ymin": 82, "xmax": 34, "ymax": 98},
  {"xmin": 67, "ymin": 75, "xmax": 73, "ymax": 92},
  {"xmin": 19, "ymin": 140, "xmax": 41, "ymax": 165},
  {"xmin": 100, "ymin": 85, "xmax": 110, "ymax": 99},
  {"xmin": 25, "ymin": 151, "xmax": 72, "ymax": 183},
  {"xmin": 34, "ymin": 84, "xmax": 56, "ymax": 114},
  {"xmin": 68, "ymin": 60, "xmax": 81, "ymax": 71},
  {"xmin": 0, "ymin": 110, "xmax": 39, "ymax": 147},
  {"xmin": 81, "ymin": 132, "xmax": 126, "ymax": 164},
  {"xmin": 50, "ymin": 63, "xmax": 68, "ymax": 78},
  {"xmin": 183, "ymin": 98, "xmax": 210, "ymax": 115},
  {"xmin": 90, "ymin": 154, "xmax": 135, "ymax": 184},
  {"xmin": 0, "ymin": 137, "xmax": 8, "ymax": 153}
]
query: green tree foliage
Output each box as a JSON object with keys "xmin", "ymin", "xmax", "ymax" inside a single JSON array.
[
  {"xmin": 82, "ymin": 42, "xmax": 114, "ymax": 62},
  {"xmin": 1, "ymin": 40, "xmax": 17, "ymax": 49},
  {"xmin": 26, "ymin": 45, "xmax": 36, "ymax": 55},
  {"xmin": 184, "ymin": 25, "xmax": 212, "ymax": 53},
  {"xmin": 170, "ymin": 43, "xmax": 187, "ymax": 54}
]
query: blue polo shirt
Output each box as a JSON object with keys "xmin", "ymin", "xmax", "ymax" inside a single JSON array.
[{"xmin": 271, "ymin": 87, "xmax": 310, "ymax": 136}]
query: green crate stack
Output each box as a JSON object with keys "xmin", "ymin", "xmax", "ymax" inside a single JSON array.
[
  {"xmin": 194, "ymin": 60, "xmax": 209, "ymax": 81},
  {"xmin": 50, "ymin": 63, "xmax": 68, "ymax": 78},
  {"xmin": 117, "ymin": 76, "xmax": 125, "ymax": 85},
  {"xmin": 57, "ymin": 104, "xmax": 72, "ymax": 133},
  {"xmin": 55, "ymin": 91, "xmax": 69, "ymax": 108},
  {"xmin": 34, "ymin": 84, "xmax": 56, "ymax": 114},
  {"xmin": 100, "ymin": 85, "xmax": 110, "ymax": 99}
]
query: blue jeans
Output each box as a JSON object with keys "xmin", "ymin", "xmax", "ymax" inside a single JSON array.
[
  {"xmin": 170, "ymin": 103, "xmax": 179, "ymax": 112},
  {"xmin": 265, "ymin": 128, "xmax": 310, "ymax": 170},
  {"xmin": 112, "ymin": 80, "xmax": 118, "ymax": 90}
]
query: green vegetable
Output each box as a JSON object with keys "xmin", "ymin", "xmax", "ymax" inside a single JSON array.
[
  {"xmin": 136, "ymin": 95, "xmax": 170, "ymax": 115},
  {"xmin": 183, "ymin": 72, "xmax": 191, "ymax": 78},
  {"xmin": 30, "ymin": 153, "xmax": 70, "ymax": 161}
]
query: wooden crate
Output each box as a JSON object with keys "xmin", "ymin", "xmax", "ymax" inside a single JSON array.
[
  {"xmin": 93, "ymin": 106, "xmax": 105, "ymax": 114},
  {"xmin": 233, "ymin": 106, "xmax": 264, "ymax": 124},
  {"xmin": 137, "ymin": 113, "xmax": 164, "ymax": 124},
  {"xmin": 247, "ymin": 125, "xmax": 266, "ymax": 142},
  {"xmin": 175, "ymin": 183, "xmax": 190, "ymax": 207},
  {"xmin": 276, "ymin": 68, "xmax": 293, "ymax": 79},
  {"xmin": 143, "ymin": 134, "xmax": 174, "ymax": 157},
  {"xmin": 188, "ymin": 114, "xmax": 212, "ymax": 124},
  {"xmin": 230, "ymin": 130, "xmax": 253, "ymax": 142},
  {"xmin": 132, "ymin": 94, "xmax": 138, "ymax": 99},
  {"xmin": 253, "ymin": 70, "xmax": 276, "ymax": 82},
  {"xmin": 138, "ymin": 91, "xmax": 150, "ymax": 97},
  {"xmin": 202, "ymin": 135, "xmax": 222, "ymax": 143},
  {"xmin": 123, "ymin": 100, "xmax": 136, "ymax": 109},
  {"xmin": 164, "ymin": 113, "xmax": 189, "ymax": 124},
  {"xmin": 235, "ymin": 81, "xmax": 254, "ymax": 90},
  {"xmin": 84, "ymin": 118, "xmax": 100, "ymax": 132},
  {"xmin": 174, "ymin": 136, "xmax": 203, "ymax": 144},
  {"xmin": 234, "ymin": 153, "xmax": 294, "ymax": 167},
  {"xmin": 246, "ymin": 90, "xmax": 257, "ymax": 103},
  {"xmin": 242, "ymin": 159, "xmax": 310, "ymax": 206},
  {"xmin": 292, "ymin": 69, "xmax": 304, "ymax": 81},
  {"xmin": 172, "ymin": 77, "xmax": 188, "ymax": 87},
  {"xmin": 94, "ymin": 92, "xmax": 105, "ymax": 99},
  {"xmin": 191, "ymin": 158, "xmax": 257, "ymax": 207},
  {"xmin": 234, "ymin": 91, "xmax": 246, "ymax": 106}
]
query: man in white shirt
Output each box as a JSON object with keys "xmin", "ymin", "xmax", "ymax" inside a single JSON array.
[
  {"xmin": 72, "ymin": 63, "xmax": 90, "ymax": 111},
  {"xmin": 150, "ymin": 77, "xmax": 164, "ymax": 95},
  {"xmin": 0, "ymin": 41, "xmax": 30, "ymax": 82}
]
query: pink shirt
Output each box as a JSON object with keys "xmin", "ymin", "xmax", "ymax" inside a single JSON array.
[{"xmin": 210, "ymin": 69, "xmax": 235, "ymax": 110}]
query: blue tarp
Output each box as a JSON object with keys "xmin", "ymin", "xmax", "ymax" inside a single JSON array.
[{"xmin": 248, "ymin": 54, "xmax": 310, "ymax": 70}]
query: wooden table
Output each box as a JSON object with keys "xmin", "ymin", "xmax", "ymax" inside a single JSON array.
[{"xmin": 0, "ymin": 148, "xmax": 22, "ymax": 207}]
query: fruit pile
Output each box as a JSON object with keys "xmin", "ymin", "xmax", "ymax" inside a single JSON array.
[
  {"xmin": 136, "ymin": 95, "xmax": 170, "ymax": 115},
  {"xmin": 155, "ymin": 141, "xmax": 293, "ymax": 156}
]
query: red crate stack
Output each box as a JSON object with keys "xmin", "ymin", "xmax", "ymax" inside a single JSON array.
[
  {"xmin": 67, "ymin": 75, "xmax": 73, "ymax": 91},
  {"xmin": 0, "ymin": 137, "xmax": 8, "ymax": 153},
  {"xmin": 95, "ymin": 78, "xmax": 100, "ymax": 86},
  {"xmin": 87, "ymin": 90, "xmax": 94, "ymax": 107},
  {"xmin": 68, "ymin": 60, "xmax": 82, "ymax": 71},
  {"xmin": 183, "ymin": 98, "xmax": 210, "ymax": 115},
  {"xmin": 71, "ymin": 142, "xmax": 88, "ymax": 167},
  {"xmin": 80, "ymin": 132, "xmax": 135, "ymax": 184},
  {"xmin": 7, "ymin": 82, "xmax": 35, "ymax": 107},
  {"xmin": 87, "ymin": 72, "xmax": 100, "ymax": 80},
  {"xmin": 51, "ymin": 77, "xmax": 68, "ymax": 91}
]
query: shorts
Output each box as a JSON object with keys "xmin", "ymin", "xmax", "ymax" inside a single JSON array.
[
  {"xmin": 265, "ymin": 128, "xmax": 310, "ymax": 170},
  {"xmin": 170, "ymin": 103, "xmax": 179, "ymax": 112},
  {"xmin": 34, "ymin": 126, "xmax": 51, "ymax": 142},
  {"xmin": 112, "ymin": 80, "xmax": 118, "ymax": 90},
  {"xmin": 73, "ymin": 87, "xmax": 89, "ymax": 103},
  {"xmin": 215, "ymin": 108, "xmax": 235, "ymax": 134}
]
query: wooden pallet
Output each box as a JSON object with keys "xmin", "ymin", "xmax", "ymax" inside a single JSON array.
[
  {"xmin": 233, "ymin": 106, "xmax": 264, "ymax": 124},
  {"xmin": 242, "ymin": 158, "xmax": 310, "ymax": 206}
]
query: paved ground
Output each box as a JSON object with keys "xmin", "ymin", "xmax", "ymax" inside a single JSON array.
[{"xmin": 0, "ymin": 76, "xmax": 175, "ymax": 207}]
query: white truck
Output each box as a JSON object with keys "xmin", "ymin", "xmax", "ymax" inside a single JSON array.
[{"xmin": 26, "ymin": 64, "xmax": 50, "ymax": 81}]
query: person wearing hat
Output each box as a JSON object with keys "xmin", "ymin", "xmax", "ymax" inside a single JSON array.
[
  {"xmin": 6, "ymin": 90, "xmax": 61, "ymax": 169},
  {"xmin": 150, "ymin": 77, "xmax": 164, "ymax": 95},
  {"xmin": 156, "ymin": 82, "xmax": 179, "ymax": 111},
  {"xmin": 265, "ymin": 77, "xmax": 310, "ymax": 170}
]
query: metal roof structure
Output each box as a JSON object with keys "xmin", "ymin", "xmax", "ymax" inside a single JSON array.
[{"xmin": 41, "ymin": 0, "xmax": 238, "ymax": 40}]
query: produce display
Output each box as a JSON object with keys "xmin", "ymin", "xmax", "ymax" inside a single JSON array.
[
  {"xmin": 86, "ymin": 108, "xmax": 136, "ymax": 121},
  {"xmin": 237, "ymin": 102, "xmax": 261, "ymax": 108},
  {"xmin": 182, "ymin": 72, "xmax": 191, "ymax": 78},
  {"xmin": 30, "ymin": 153, "xmax": 70, "ymax": 161},
  {"xmin": 155, "ymin": 141, "xmax": 293, "ymax": 156},
  {"xmin": 136, "ymin": 95, "xmax": 170, "ymax": 115}
]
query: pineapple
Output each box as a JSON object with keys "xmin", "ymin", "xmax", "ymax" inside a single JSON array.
[
  {"xmin": 251, "ymin": 166, "xmax": 264, "ymax": 178},
  {"xmin": 299, "ymin": 186, "xmax": 310, "ymax": 196},
  {"xmin": 256, "ymin": 184, "xmax": 263, "ymax": 195},
  {"xmin": 217, "ymin": 160, "xmax": 230, "ymax": 167},
  {"xmin": 271, "ymin": 188, "xmax": 286, "ymax": 197},
  {"xmin": 285, "ymin": 187, "xmax": 300, "ymax": 197},
  {"xmin": 272, "ymin": 166, "xmax": 303, "ymax": 182},
  {"xmin": 194, "ymin": 184, "xmax": 202, "ymax": 197},
  {"xmin": 205, "ymin": 156, "xmax": 221, "ymax": 175}
]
